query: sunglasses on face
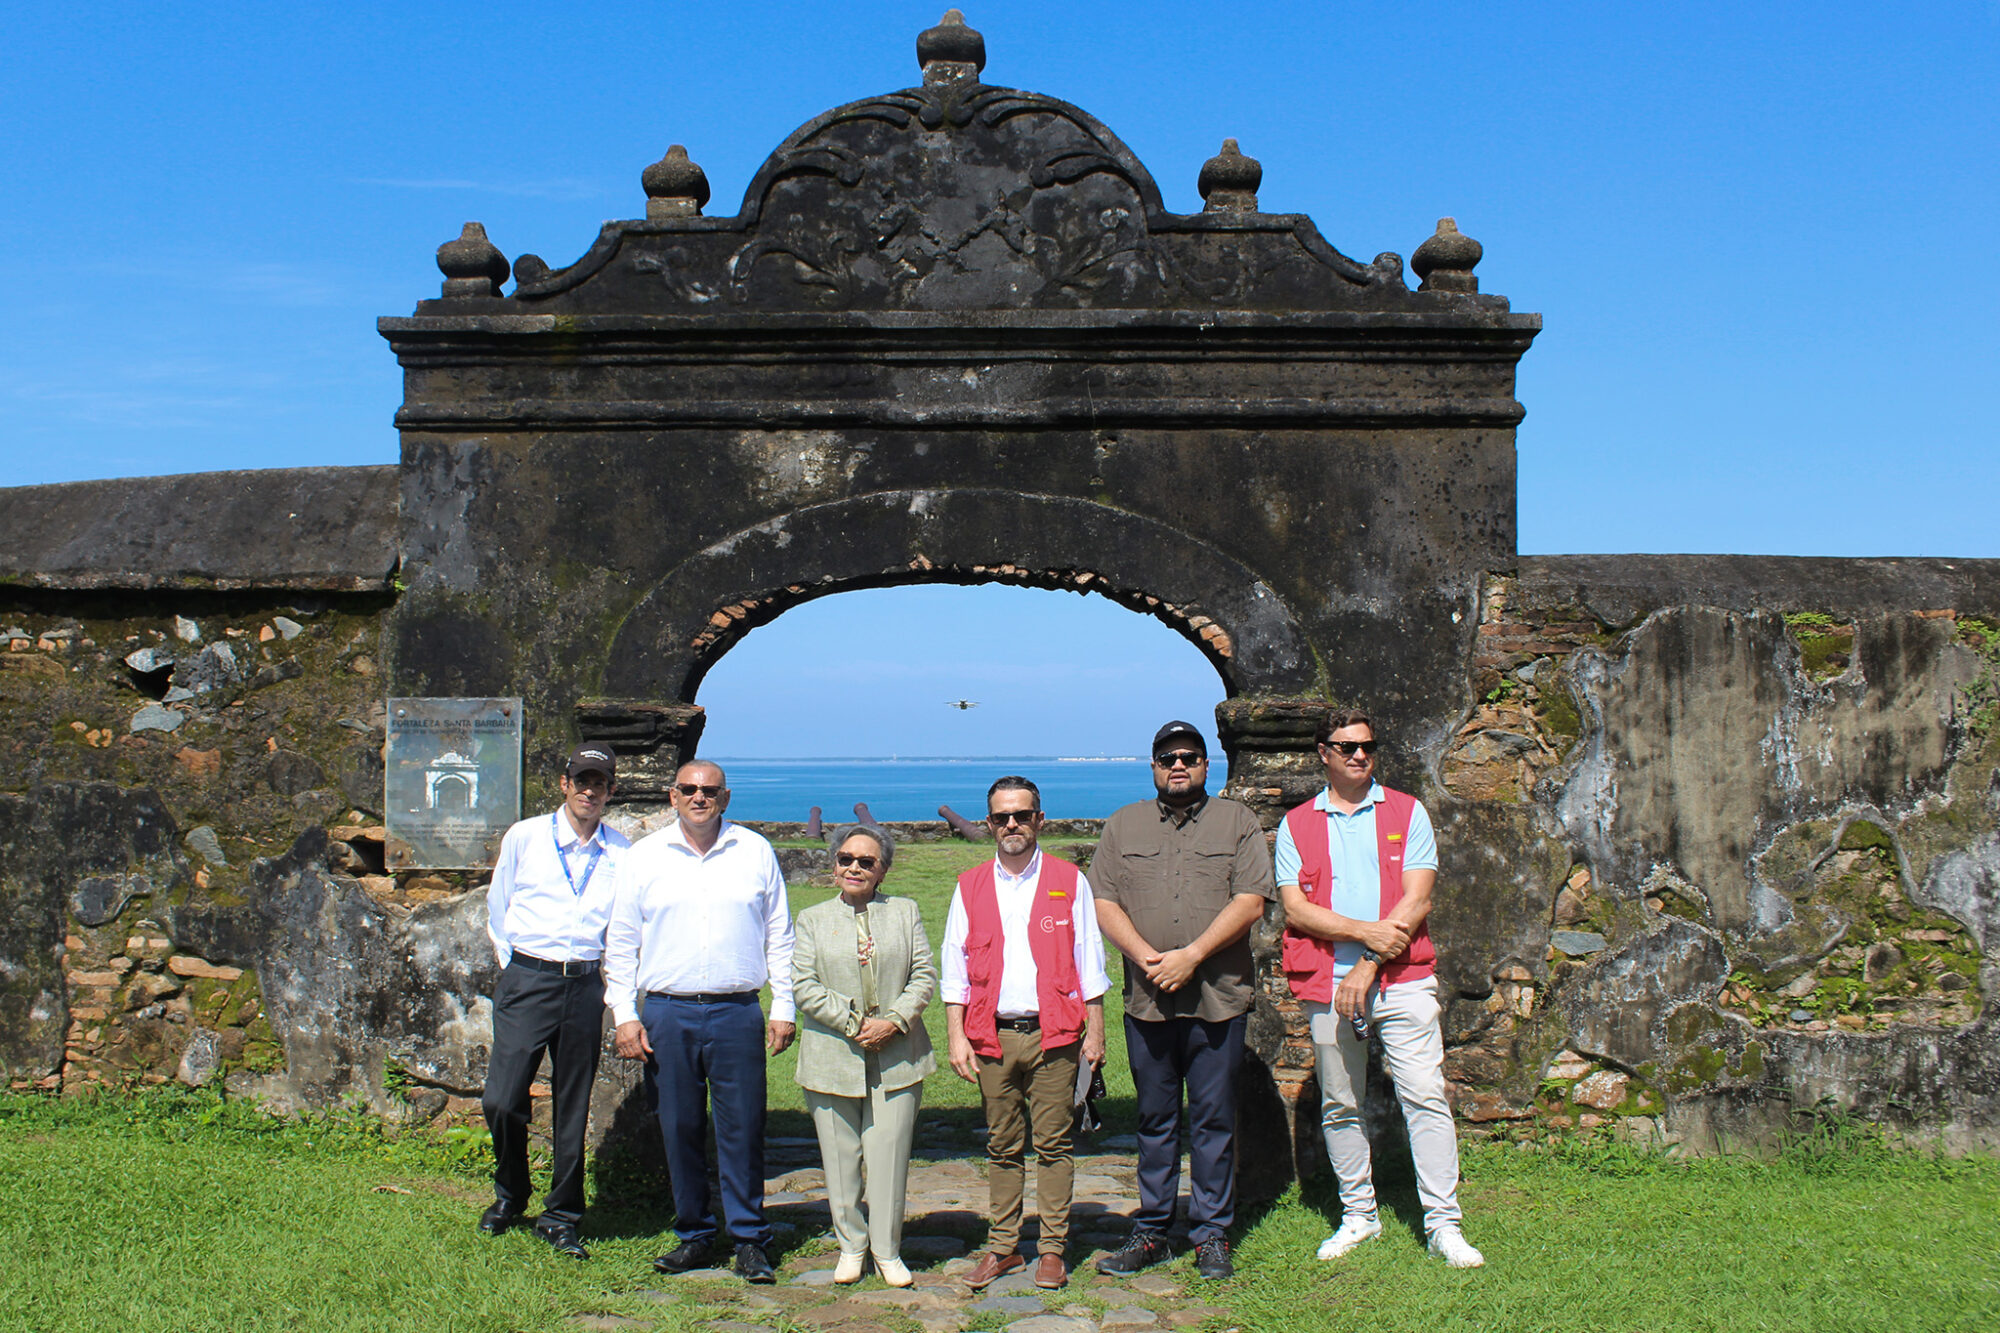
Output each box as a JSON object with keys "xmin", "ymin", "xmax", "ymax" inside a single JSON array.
[
  {"xmin": 835, "ymin": 852, "xmax": 879, "ymax": 870},
  {"xmin": 674, "ymin": 783, "xmax": 724, "ymax": 798},
  {"xmin": 1153, "ymin": 750, "xmax": 1206, "ymax": 769},
  {"xmin": 1321, "ymin": 740, "xmax": 1379, "ymax": 757},
  {"xmin": 987, "ymin": 810, "xmax": 1040, "ymax": 828}
]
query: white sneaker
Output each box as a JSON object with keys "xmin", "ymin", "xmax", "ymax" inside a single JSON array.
[
  {"xmin": 873, "ymin": 1254, "xmax": 913, "ymax": 1288},
  {"xmin": 1427, "ymin": 1226, "xmax": 1485, "ymax": 1268},
  {"xmin": 1315, "ymin": 1213, "xmax": 1382, "ymax": 1260},
  {"xmin": 833, "ymin": 1251, "xmax": 866, "ymax": 1283}
]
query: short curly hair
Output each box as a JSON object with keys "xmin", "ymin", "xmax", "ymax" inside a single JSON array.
[
  {"xmin": 826, "ymin": 821, "xmax": 896, "ymax": 872},
  {"xmin": 1315, "ymin": 708, "xmax": 1379, "ymax": 747}
]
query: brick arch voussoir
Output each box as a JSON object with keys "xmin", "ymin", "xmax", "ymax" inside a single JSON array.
[{"xmin": 601, "ymin": 489, "xmax": 1316, "ymax": 703}]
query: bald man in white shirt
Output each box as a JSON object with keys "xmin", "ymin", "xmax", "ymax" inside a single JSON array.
[
  {"xmin": 480, "ymin": 744, "xmax": 630, "ymax": 1260},
  {"xmin": 606, "ymin": 761, "xmax": 796, "ymax": 1284}
]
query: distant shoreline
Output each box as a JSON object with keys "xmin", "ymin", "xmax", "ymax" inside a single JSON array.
[{"xmin": 709, "ymin": 755, "xmax": 1145, "ymax": 763}]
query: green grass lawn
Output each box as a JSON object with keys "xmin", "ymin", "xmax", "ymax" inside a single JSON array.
[{"xmin": 4, "ymin": 1092, "xmax": 1995, "ymax": 1333}]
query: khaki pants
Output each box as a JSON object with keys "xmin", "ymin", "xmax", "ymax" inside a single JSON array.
[
  {"xmin": 975, "ymin": 1029, "xmax": 1078, "ymax": 1256},
  {"xmin": 805, "ymin": 1079, "xmax": 924, "ymax": 1261}
]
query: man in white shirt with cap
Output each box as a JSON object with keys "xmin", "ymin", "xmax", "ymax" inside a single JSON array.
[{"xmin": 480, "ymin": 743, "xmax": 630, "ymax": 1259}]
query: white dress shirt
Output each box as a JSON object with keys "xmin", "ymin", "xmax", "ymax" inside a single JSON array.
[
  {"xmin": 487, "ymin": 809, "xmax": 631, "ymax": 967},
  {"xmin": 604, "ymin": 819, "xmax": 796, "ymax": 1027},
  {"xmin": 940, "ymin": 849, "xmax": 1111, "ymax": 1016}
]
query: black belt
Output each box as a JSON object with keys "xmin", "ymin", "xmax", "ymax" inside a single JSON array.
[
  {"xmin": 510, "ymin": 952, "xmax": 600, "ymax": 977},
  {"xmin": 995, "ymin": 1015, "xmax": 1041, "ymax": 1033},
  {"xmin": 650, "ymin": 990, "xmax": 757, "ymax": 1003}
]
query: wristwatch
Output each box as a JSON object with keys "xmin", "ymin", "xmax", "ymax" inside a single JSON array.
[{"xmin": 1360, "ymin": 947, "xmax": 1383, "ymax": 964}]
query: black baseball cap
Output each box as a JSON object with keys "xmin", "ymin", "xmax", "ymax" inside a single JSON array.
[
  {"xmin": 565, "ymin": 745, "xmax": 617, "ymax": 780},
  {"xmin": 1152, "ymin": 721, "xmax": 1207, "ymax": 757}
]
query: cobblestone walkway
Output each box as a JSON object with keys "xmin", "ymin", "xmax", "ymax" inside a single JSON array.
[{"xmin": 572, "ymin": 1133, "xmax": 1243, "ymax": 1333}]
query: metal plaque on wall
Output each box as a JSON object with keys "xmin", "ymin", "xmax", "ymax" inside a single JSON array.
[{"xmin": 384, "ymin": 697, "xmax": 522, "ymax": 869}]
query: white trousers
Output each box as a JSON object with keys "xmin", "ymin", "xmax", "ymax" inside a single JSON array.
[
  {"xmin": 805, "ymin": 1080, "xmax": 924, "ymax": 1260},
  {"xmin": 1308, "ymin": 975, "xmax": 1463, "ymax": 1232}
]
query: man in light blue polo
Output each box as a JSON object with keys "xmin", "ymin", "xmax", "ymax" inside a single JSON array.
[{"xmin": 1276, "ymin": 708, "xmax": 1483, "ymax": 1269}]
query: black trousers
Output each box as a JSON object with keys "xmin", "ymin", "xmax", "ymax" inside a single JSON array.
[
  {"xmin": 1125, "ymin": 1012, "xmax": 1247, "ymax": 1244},
  {"xmin": 482, "ymin": 960, "xmax": 605, "ymax": 1223}
]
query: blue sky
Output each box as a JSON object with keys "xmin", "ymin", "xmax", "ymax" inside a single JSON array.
[{"xmin": 5, "ymin": 3, "xmax": 1996, "ymax": 756}]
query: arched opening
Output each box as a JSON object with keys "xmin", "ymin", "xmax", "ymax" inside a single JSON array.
[
  {"xmin": 692, "ymin": 583, "xmax": 1232, "ymax": 820},
  {"xmin": 599, "ymin": 489, "xmax": 1319, "ymax": 707}
]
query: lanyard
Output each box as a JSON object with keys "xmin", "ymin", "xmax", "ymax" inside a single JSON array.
[{"xmin": 551, "ymin": 813, "xmax": 605, "ymax": 898}]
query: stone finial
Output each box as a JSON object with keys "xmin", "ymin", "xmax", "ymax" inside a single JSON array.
[
  {"xmin": 512, "ymin": 253, "xmax": 551, "ymax": 286},
  {"xmin": 1198, "ymin": 138, "xmax": 1262, "ymax": 213},
  {"xmin": 918, "ymin": 9, "xmax": 985, "ymax": 85},
  {"xmin": 642, "ymin": 144, "xmax": 710, "ymax": 220},
  {"xmin": 436, "ymin": 222, "xmax": 509, "ymax": 298},
  {"xmin": 1412, "ymin": 217, "xmax": 1482, "ymax": 293}
]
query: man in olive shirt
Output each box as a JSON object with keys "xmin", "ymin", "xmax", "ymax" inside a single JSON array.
[{"xmin": 1091, "ymin": 721, "xmax": 1276, "ymax": 1281}]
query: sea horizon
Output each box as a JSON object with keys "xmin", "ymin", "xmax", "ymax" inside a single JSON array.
[{"xmin": 702, "ymin": 755, "xmax": 1223, "ymax": 823}]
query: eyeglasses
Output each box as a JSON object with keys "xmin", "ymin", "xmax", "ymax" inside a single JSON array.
[
  {"xmin": 1321, "ymin": 740, "xmax": 1379, "ymax": 757},
  {"xmin": 1153, "ymin": 750, "xmax": 1206, "ymax": 769},
  {"xmin": 987, "ymin": 810, "xmax": 1040, "ymax": 828},
  {"xmin": 834, "ymin": 852, "xmax": 879, "ymax": 870},
  {"xmin": 674, "ymin": 783, "xmax": 724, "ymax": 798}
]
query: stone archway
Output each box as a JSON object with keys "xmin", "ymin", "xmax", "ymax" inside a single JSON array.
[{"xmin": 603, "ymin": 488, "xmax": 1317, "ymax": 704}]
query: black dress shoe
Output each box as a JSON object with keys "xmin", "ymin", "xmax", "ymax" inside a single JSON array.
[
  {"xmin": 733, "ymin": 1242, "xmax": 776, "ymax": 1283},
  {"xmin": 533, "ymin": 1216, "xmax": 589, "ymax": 1260},
  {"xmin": 653, "ymin": 1238, "xmax": 715, "ymax": 1274},
  {"xmin": 477, "ymin": 1202, "xmax": 522, "ymax": 1236}
]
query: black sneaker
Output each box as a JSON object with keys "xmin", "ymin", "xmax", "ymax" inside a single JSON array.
[
  {"xmin": 1194, "ymin": 1236, "xmax": 1233, "ymax": 1280},
  {"xmin": 533, "ymin": 1216, "xmax": 589, "ymax": 1260},
  {"xmin": 1095, "ymin": 1229, "xmax": 1172, "ymax": 1275},
  {"xmin": 734, "ymin": 1242, "xmax": 777, "ymax": 1283},
  {"xmin": 476, "ymin": 1202, "xmax": 521, "ymax": 1236},
  {"xmin": 653, "ymin": 1238, "xmax": 715, "ymax": 1273}
]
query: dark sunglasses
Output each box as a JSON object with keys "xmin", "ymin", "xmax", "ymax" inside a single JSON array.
[
  {"xmin": 674, "ymin": 782, "xmax": 724, "ymax": 798},
  {"xmin": 1321, "ymin": 740, "xmax": 1379, "ymax": 757},
  {"xmin": 834, "ymin": 852, "xmax": 879, "ymax": 870},
  {"xmin": 987, "ymin": 810, "xmax": 1040, "ymax": 827},
  {"xmin": 1153, "ymin": 750, "xmax": 1206, "ymax": 768}
]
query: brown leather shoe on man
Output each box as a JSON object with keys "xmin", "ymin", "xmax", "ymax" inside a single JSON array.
[
  {"xmin": 1034, "ymin": 1253, "xmax": 1068, "ymax": 1289},
  {"xmin": 965, "ymin": 1251, "xmax": 1026, "ymax": 1290}
]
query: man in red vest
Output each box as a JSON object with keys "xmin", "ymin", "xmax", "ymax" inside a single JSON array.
[
  {"xmin": 1276, "ymin": 709, "xmax": 1485, "ymax": 1269},
  {"xmin": 942, "ymin": 775, "xmax": 1109, "ymax": 1292}
]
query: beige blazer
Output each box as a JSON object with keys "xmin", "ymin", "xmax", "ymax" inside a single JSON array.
[{"xmin": 791, "ymin": 892, "xmax": 937, "ymax": 1098}]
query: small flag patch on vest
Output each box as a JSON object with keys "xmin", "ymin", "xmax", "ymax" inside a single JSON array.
[
  {"xmin": 1387, "ymin": 832, "xmax": 1404, "ymax": 841},
  {"xmin": 1046, "ymin": 889, "xmax": 1067, "ymax": 898}
]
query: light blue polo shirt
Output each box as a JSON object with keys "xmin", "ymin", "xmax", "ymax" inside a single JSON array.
[{"xmin": 1273, "ymin": 783, "xmax": 1438, "ymax": 980}]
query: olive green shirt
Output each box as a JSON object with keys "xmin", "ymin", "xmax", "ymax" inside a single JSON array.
[{"xmin": 1091, "ymin": 793, "xmax": 1277, "ymax": 1023}]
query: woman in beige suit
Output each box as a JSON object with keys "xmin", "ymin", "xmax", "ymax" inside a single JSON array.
[{"xmin": 792, "ymin": 822, "xmax": 937, "ymax": 1286}]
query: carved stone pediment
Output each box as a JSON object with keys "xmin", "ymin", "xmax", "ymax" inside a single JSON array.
[{"xmin": 437, "ymin": 51, "xmax": 1486, "ymax": 318}]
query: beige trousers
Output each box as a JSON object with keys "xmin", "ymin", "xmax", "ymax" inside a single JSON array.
[
  {"xmin": 975, "ymin": 1029, "xmax": 1079, "ymax": 1256},
  {"xmin": 805, "ymin": 1078, "xmax": 924, "ymax": 1261}
]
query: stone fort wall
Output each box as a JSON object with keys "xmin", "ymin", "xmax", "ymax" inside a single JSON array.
[{"xmin": 4, "ymin": 467, "xmax": 1996, "ymax": 1187}]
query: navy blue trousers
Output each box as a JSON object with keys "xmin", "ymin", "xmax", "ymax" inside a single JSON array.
[
  {"xmin": 642, "ymin": 993, "xmax": 770, "ymax": 1248},
  {"xmin": 1125, "ymin": 1013, "xmax": 1246, "ymax": 1244}
]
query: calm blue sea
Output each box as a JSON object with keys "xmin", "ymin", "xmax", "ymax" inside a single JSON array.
[{"xmin": 710, "ymin": 757, "xmax": 1228, "ymax": 823}]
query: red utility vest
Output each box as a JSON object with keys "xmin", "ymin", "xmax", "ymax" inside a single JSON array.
[
  {"xmin": 958, "ymin": 855, "xmax": 1088, "ymax": 1058},
  {"xmin": 1280, "ymin": 786, "xmax": 1435, "ymax": 1002}
]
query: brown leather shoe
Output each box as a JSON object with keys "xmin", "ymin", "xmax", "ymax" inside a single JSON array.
[
  {"xmin": 964, "ymin": 1251, "xmax": 1025, "ymax": 1289},
  {"xmin": 1034, "ymin": 1253, "xmax": 1068, "ymax": 1289}
]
